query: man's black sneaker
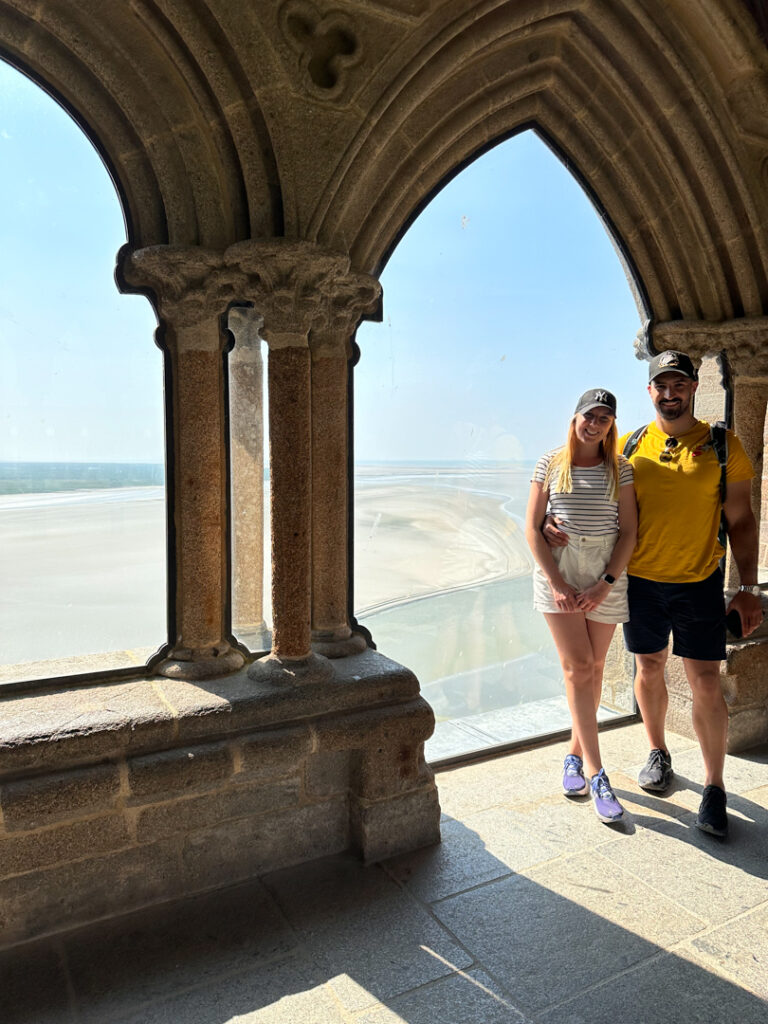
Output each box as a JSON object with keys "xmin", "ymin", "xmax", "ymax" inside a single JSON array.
[
  {"xmin": 638, "ymin": 748, "xmax": 673, "ymax": 792},
  {"xmin": 696, "ymin": 785, "xmax": 728, "ymax": 837}
]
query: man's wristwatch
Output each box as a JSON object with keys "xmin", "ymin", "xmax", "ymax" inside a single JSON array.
[
  {"xmin": 738, "ymin": 584, "xmax": 762, "ymax": 596},
  {"xmin": 600, "ymin": 573, "xmax": 616, "ymax": 585}
]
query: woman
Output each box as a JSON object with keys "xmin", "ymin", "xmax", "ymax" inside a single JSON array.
[{"xmin": 525, "ymin": 388, "xmax": 637, "ymax": 822}]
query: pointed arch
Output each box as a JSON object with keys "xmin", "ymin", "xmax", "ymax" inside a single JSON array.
[
  {"xmin": 0, "ymin": 0, "xmax": 284, "ymax": 247},
  {"xmin": 313, "ymin": 0, "xmax": 768, "ymax": 324}
]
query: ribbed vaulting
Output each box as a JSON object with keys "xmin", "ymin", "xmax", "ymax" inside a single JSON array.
[{"xmin": 1, "ymin": 0, "xmax": 767, "ymax": 322}]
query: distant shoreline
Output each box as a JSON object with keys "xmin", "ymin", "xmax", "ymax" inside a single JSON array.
[
  {"xmin": 0, "ymin": 459, "xmax": 535, "ymax": 495},
  {"xmin": 0, "ymin": 461, "xmax": 164, "ymax": 494}
]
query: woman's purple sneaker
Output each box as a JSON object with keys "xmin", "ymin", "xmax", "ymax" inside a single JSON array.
[
  {"xmin": 562, "ymin": 754, "xmax": 588, "ymax": 796},
  {"xmin": 590, "ymin": 769, "xmax": 624, "ymax": 822}
]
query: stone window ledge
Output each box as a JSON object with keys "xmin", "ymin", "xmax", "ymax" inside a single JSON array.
[{"xmin": 0, "ymin": 650, "xmax": 420, "ymax": 779}]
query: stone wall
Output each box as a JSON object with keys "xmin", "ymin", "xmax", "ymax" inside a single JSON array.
[
  {"xmin": 664, "ymin": 636, "xmax": 768, "ymax": 753},
  {"xmin": 0, "ymin": 651, "xmax": 441, "ymax": 950}
]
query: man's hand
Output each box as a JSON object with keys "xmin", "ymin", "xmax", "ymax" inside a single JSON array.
[
  {"xmin": 726, "ymin": 591, "xmax": 764, "ymax": 637},
  {"xmin": 542, "ymin": 514, "xmax": 569, "ymax": 548}
]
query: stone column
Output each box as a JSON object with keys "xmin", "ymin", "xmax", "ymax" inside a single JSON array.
[
  {"xmin": 227, "ymin": 306, "xmax": 269, "ymax": 651},
  {"xmin": 238, "ymin": 241, "xmax": 364, "ymax": 684},
  {"xmin": 310, "ymin": 279, "xmax": 380, "ymax": 658},
  {"xmin": 725, "ymin": 372, "xmax": 768, "ymax": 587},
  {"xmin": 119, "ymin": 246, "xmax": 245, "ymax": 679}
]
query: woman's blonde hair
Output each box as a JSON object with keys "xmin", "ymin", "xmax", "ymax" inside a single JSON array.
[{"xmin": 544, "ymin": 416, "xmax": 620, "ymax": 501}]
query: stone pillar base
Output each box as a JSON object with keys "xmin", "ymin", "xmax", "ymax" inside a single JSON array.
[
  {"xmin": 351, "ymin": 786, "xmax": 442, "ymax": 863},
  {"xmin": 155, "ymin": 645, "xmax": 245, "ymax": 680},
  {"xmin": 722, "ymin": 639, "xmax": 768, "ymax": 752},
  {"xmin": 311, "ymin": 628, "xmax": 368, "ymax": 658},
  {"xmin": 663, "ymin": 639, "xmax": 768, "ymax": 753},
  {"xmin": 247, "ymin": 651, "xmax": 334, "ymax": 685}
]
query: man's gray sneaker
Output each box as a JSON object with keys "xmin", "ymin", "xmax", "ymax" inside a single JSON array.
[{"xmin": 638, "ymin": 748, "xmax": 673, "ymax": 792}]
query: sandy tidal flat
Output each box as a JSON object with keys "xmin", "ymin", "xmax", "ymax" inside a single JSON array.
[{"xmin": 354, "ymin": 471, "xmax": 532, "ymax": 613}]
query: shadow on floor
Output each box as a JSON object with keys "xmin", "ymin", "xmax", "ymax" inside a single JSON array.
[{"xmin": 3, "ymin": 773, "xmax": 768, "ymax": 1024}]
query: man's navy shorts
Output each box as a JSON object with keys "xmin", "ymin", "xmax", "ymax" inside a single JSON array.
[{"xmin": 623, "ymin": 569, "xmax": 726, "ymax": 662}]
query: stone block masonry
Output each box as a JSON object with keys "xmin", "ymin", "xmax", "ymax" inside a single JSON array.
[{"xmin": 0, "ymin": 650, "xmax": 441, "ymax": 949}]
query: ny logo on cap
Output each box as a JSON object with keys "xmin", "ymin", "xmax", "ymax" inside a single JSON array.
[{"xmin": 593, "ymin": 390, "xmax": 608, "ymax": 402}]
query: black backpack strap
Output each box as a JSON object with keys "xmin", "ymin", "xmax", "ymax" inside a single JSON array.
[
  {"xmin": 622, "ymin": 425, "xmax": 648, "ymax": 459},
  {"xmin": 710, "ymin": 421, "xmax": 728, "ymax": 503}
]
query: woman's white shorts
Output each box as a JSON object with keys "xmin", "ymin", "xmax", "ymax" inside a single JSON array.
[{"xmin": 533, "ymin": 532, "xmax": 629, "ymax": 624}]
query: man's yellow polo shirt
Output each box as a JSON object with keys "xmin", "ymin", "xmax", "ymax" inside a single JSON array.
[{"xmin": 619, "ymin": 419, "xmax": 754, "ymax": 583}]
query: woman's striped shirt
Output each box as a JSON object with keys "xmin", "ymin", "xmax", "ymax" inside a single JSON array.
[{"xmin": 532, "ymin": 450, "xmax": 634, "ymax": 536}]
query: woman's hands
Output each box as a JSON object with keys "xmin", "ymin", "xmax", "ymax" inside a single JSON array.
[
  {"xmin": 549, "ymin": 577, "xmax": 611, "ymax": 613},
  {"xmin": 548, "ymin": 577, "xmax": 580, "ymax": 612},
  {"xmin": 574, "ymin": 579, "xmax": 611, "ymax": 613}
]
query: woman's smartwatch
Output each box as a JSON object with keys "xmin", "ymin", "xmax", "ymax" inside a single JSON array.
[{"xmin": 600, "ymin": 572, "xmax": 616, "ymax": 585}]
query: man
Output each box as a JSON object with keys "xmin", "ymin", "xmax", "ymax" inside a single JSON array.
[{"xmin": 545, "ymin": 350, "xmax": 762, "ymax": 837}]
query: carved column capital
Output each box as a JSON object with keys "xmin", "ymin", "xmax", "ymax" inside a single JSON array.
[
  {"xmin": 226, "ymin": 239, "xmax": 341, "ymax": 346},
  {"xmin": 225, "ymin": 239, "xmax": 381, "ymax": 349},
  {"xmin": 310, "ymin": 274, "xmax": 382, "ymax": 358},
  {"xmin": 650, "ymin": 317, "xmax": 768, "ymax": 376},
  {"xmin": 119, "ymin": 245, "xmax": 260, "ymax": 340},
  {"xmin": 121, "ymin": 240, "xmax": 382, "ymax": 351}
]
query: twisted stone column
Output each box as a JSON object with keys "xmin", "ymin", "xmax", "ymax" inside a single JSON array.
[
  {"xmin": 119, "ymin": 245, "xmax": 246, "ymax": 679},
  {"xmin": 227, "ymin": 306, "xmax": 269, "ymax": 650}
]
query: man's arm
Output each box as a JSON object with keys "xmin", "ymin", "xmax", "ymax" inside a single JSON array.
[{"xmin": 723, "ymin": 478, "xmax": 763, "ymax": 636}]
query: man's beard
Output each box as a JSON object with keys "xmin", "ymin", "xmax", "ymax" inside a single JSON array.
[{"xmin": 656, "ymin": 398, "xmax": 690, "ymax": 421}]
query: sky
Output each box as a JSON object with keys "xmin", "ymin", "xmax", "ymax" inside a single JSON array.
[
  {"xmin": 1, "ymin": 58, "xmax": 651, "ymax": 466},
  {"xmin": 0, "ymin": 60, "xmax": 162, "ymax": 465},
  {"xmin": 355, "ymin": 131, "xmax": 651, "ymax": 462}
]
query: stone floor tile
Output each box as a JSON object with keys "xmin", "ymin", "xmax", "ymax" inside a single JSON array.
[
  {"xmin": 435, "ymin": 746, "xmax": 569, "ymax": 819},
  {"xmin": 357, "ymin": 968, "xmax": 532, "ymax": 1024},
  {"xmin": 112, "ymin": 955, "xmax": 348, "ymax": 1024},
  {"xmin": 535, "ymin": 949, "xmax": 768, "ymax": 1024},
  {"xmin": 430, "ymin": 873, "xmax": 664, "ymax": 1016},
  {"xmin": 607, "ymin": 771, "xmax": 695, "ymax": 825},
  {"xmin": 741, "ymin": 783, "xmax": 768, "ymax": 810},
  {"xmin": 384, "ymin": 808, "xmax": 566, "ymax": 903},
  {"xmin": 597, "ymin": 820, "xmax": 768, "ymax": 924},
  {"xmin": 504, "ymin": 790, "xmax": 634, "ymax": 852},
  {"xmin": 594, "ymin": 721, "xmax": 697, "ymax": 766},
  {"xmin": 522, "ymin": 849, "xmax": 706, "ymax": 946},
  {"xmin": 680, "ymin": 902, "xmax": 768, "ymax": 999},
  {"xmin": 262, "ymin": 853, "xmax": 473, "ymax": 1011},
  {"xmin": 0, "ymin": 941, "xmax": 74, "ymax": 1024},
  {"xmin": 721, "ymin": 745, "xmax": 768, "ymax": 793},
  {"xmin": 64, "ymin": 878, "xmax": 298, "ymax": 1022},
  {"xmin": 383, "ymin": 818, "xmax": 514, "ymax": 902}
]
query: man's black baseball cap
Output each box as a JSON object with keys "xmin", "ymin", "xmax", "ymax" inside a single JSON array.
[{"xmin": 648, "ymin": 350, "xmax": 698, "ymax": 382}]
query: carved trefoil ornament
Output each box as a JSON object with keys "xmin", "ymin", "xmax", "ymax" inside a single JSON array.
[{"xmin": 279, "ymin": 0, "xmax": 361, "ymax": 99}]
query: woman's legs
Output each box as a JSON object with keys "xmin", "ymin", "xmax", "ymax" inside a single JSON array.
[{"xmin": 544, "ymin": 614, "xmax": 616, "ymax": 778}]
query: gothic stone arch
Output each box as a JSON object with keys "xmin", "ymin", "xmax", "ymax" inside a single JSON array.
[{"xmin": 1, "ymin": 0, "xmax": 768, "ymax": 947}]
